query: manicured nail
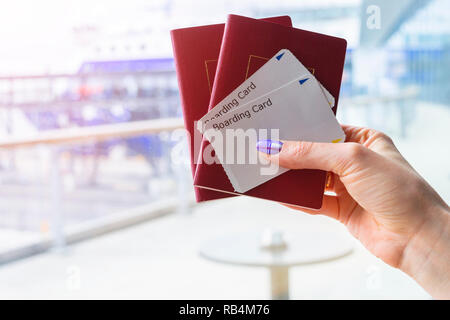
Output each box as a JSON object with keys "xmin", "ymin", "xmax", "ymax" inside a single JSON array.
[{"xmin": 256, "ymin": 140, "xmax": 283, "ymax": 155}]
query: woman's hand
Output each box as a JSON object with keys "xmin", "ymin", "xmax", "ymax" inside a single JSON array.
[{"xmin": 259, "ymin": 125, "xmax": 450, "ymax": 299}]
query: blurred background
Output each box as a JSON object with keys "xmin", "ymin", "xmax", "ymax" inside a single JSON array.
[{"xmin": 0, "ymin": 0, "xmax": 448, "ymax": 299}]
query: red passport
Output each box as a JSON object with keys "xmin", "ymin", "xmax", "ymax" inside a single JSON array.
[
  {"xmin": 194, "ymin": 14, "xmax": 347, "ymax": 209},
  {"xmin": 170, "ymin": 16, "xmax": 292, "ymax": 202}
]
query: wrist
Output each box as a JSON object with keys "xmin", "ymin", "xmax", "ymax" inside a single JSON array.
[{"xmin": 400, "ymin": 203, "xmax": 450, "ymax": 299}]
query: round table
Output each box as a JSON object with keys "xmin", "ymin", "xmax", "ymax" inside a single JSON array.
[{"xmin": 199, "ymin": 230, "xmax": 353, "ymax": 299}]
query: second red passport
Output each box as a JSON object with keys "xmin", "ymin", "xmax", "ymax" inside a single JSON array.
[{"xmin": 194, "ymin": 15, "xmax": 347, "ymax": 209}]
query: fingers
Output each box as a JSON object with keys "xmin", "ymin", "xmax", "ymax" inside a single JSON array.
[
  {"xmin": 342, "ymin": 125, "xmax": 396, "ymax": 154},
  {"xmin": 341, "ymin": 125, "xmax": 390, "ymax": 145},
  {"xmin": 268, "ymin": 139, "xmax": 372, "ymax": 177},
  {"xmin": 341, "ymin": 124, "xmax": 411, "ymax": 168},
  {"xmin": 258, "ymin": 124, "xmax": 396, "ymax": 177}
]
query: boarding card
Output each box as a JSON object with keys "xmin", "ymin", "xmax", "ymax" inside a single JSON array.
[
  {"xmin": 197, "ymin": 49, "xmax": 334, "ymax": 133},
  {"xmin": 202, "ymin": 75, "xmax": 345, "ymax": 193}
]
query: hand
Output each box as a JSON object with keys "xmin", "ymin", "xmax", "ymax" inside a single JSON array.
[{"xmin": 259, "ymin": 125, "xmax": 450, "ymax": 299}]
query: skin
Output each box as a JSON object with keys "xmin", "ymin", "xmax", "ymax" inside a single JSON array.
[{"xmin": 261, "ymin": 125, "xmax": 450, "ymax": 299}]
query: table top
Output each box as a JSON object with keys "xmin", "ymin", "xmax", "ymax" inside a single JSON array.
[{"xmin": 200, "ymin": 230, "xmax": 354, "ymax": 267}]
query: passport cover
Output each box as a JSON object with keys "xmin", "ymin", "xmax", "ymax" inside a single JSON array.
[
  {"xmin": 170, "ymin": 16, "xmax": 292, "ymax": 202},
  {"xmin": 194, "ymin": 14, "xmax": 347, "ymax": 209}
]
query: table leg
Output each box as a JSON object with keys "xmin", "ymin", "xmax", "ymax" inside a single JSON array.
[{"xmin": 269, "ymin": 266, "xmax": 289, "ymax": 300}]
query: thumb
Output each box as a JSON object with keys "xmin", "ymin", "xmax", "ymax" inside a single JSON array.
[{"xmin": 262, "ymin": 140, "xmax": 373, "ymax": 177}]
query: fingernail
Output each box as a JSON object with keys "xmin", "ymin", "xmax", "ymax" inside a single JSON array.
[{"xmin": 256, "ymin": 140, "xmax": 283, "ymax": 155}]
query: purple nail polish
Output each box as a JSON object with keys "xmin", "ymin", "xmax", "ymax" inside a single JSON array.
[{"xmin": 256, "ymin": 140, "xmax": 283, "ymax": 155}]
